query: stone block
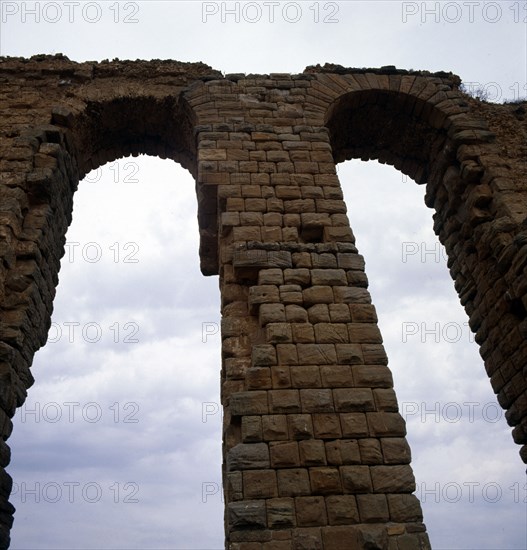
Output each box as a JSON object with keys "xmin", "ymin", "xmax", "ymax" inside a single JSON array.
[
  {"xmin": 310, "ymin": 269, "xmax": 347, "ymax": 286},
  {"xmin": 270, "ymin": 441, "xmax": 300, "ymax": 467},
  {"xmin": 333, "ymin": 287, "xmax": 371, "ymax": 304},
  {"xmin": 302, "ymin": 286, "xmax": 334, "ymax": 305},
  {"xmin": 313, "ymin": 414, "xmax": 342, "ymax": 439},
  {"xmin": 253, "ymin": 345, "xmax": 278, "ymax": 366},
  {"xmin": 340, "ymin": 413, "xmax": 369, "ymax": 438},
  {"xmin": 324, "ymin": 441, "xmax": 343, "ymax": 466},
  {"xmin": 307, "ymin": 304, "xmax": 331, "ymax": 323},
  {"xmin": 333, "ymin": 388, "xmax": 375, "ymax": 412},
  {"xmin": 288, "ymin": 414, "xmax": 314, "ymax": 440},
  {"xmin": 320, "ymin": 526, "xmax": 360, "ymax": 549},
  {"xmin": 284, "ymin": 268, "xmax": 311, "ymax": 286},
  {"xmin": 309, "ymin": 468, "xmax": 342, "ymax": 495},
  {"xmin": 367, "ymin": 413, "xmax": 407, "ymax": 437},
  {"xmin": 347, "ymin": 323, "xmax": 383, "ymax": 343},
  {"xmin": 277, "ymin": 469, "xmax": 311, "ymax": 497},
  {"xmin": 227, "ymin": 443, "xmax": 270, "ymax": 471},
  {"xmin": 277, "ymin": 344, "xmax": 299, "ymax": 365},
  {"xmin": 387, "ymin": 494, "xmax": 423, "ymax": 522},
  {"xmin": 381, "ymin": 437, "xmax": 412, "ymax": 464},
  {"xmin": 311, "ymin": 253, "xmax": 338, "ymax": 269},
  {"xmin": 349, "ymin": 304, "xmax": 378, "ymax": 323},
  {"xmin": 340, "ymin": 440, "xmax": 361, "ymax": 465},
  {"xmin": 290, "ymin": 365, "xmax": 321, "ymax": 387},
  {"xmin": 291, "ymin": 527, "xmax": 323, "ymax": 550},
  {"xmin": 356, "ymin": 525, "xmax": 389, "ymax": 549},
  {"xmin": 285, "ymin": 305, "xmax": 309, "ymax": 322},
  {"xmin": 340, "ymin": 465, "xmax": 372, "ymax": 493},
  {"xmin": 392, "ymin": 534, "xmax": 423, "ymax": 550},
  {"xmin": 356, "ymin": 494, "xmax": 389, "ymax": 522},
  {"xmin": 227, "ymin": 471, "xmax": 243, "ymax": 501},
  {"xmin": 291, "ymin": 324, "xmax": 316, "ymax": 343},
  {"xmin": 280, "ymin": 289, "xmax": 304, "ymax": 305},
  {"xmin": 325, "ymin": 495, "xmax": 360, "ymax": 525},
  {"xmin": 243, "ymin": 470, "xmax": 278, "ymax": 498},
  {"xmin": 319, "ymin": 365, "xmax": 353, "ymax": 388},
  {"xmin": 292, "ymin": 252, "xmax": 312, "ymax": 268},
  {"xmin": 295, "ymin": 496, "xmax": 327, "ymax": 526},
  {"xmin": 229, "ymin": 500, "xmax": 267, "ymax": 529},
  {"xmin": 271, "ymin": 366, "xmax": 292, "ymax": 388},
  {"xmin": 299, "ymin": 440, "xmax": 327, "ymax": 466},
  {"xmin": 247, "ymin": 368, "xmax": 272, "ymax": 390},
  {"xmin": 370, "ymin": 465, "xmax": 416, "ymax": 493},
  {"xmin": 353, "ymin": 365, "xmax": 393, "ymax": 387},
  {"xmin": 249, "ymin": 285, "xmax": 280, "ymax": 308},
  {"xmin": 361, "ymin": 344, "xmax": 388, "ymax": 365},
  {"xmin": 262, "ymin": 415, "xmax": 289, "ymax": 441},
  {"xmin": 373, "ymin": 388, "xmax": 399, "ymax": 412},
  {"xmin": 234, "ymin": 226, "xmax": 262, "ymax": 241},
  {"xmin": 335, "ymin": 344, "xmax": 363, "ymax": 365},
  {"xmin": 242, "ymin": 416, "xmax": 263, "ymax": 442},
  {"xmin": 358, "ymin": 439, "xmax": 383, "ymax": 465},
  {"xmin": 336, "ymin": 253, "xmax": 365, "ymax": 270},
  {"xmin": 230, "ymin": 391, "xmax": 269, "ymax": 416},
  {"xmin": 269, "ymin": 390, "xmax": 301, "ymax": 413},
  {"xmin": 259, "ymin": 304, "xmax": 287, "ymax": 325},
  {"xmin": 297, "ymin": 344, "xmax": 337, "ymax": 365},
  {"xmin": 300, "ymin": 389, "xmax": 334, "ymax": 412},
  {"xmin": 266, "ymin": 498, "xmax": 296, "ymax": 529},
  {"xmin": 328, "ymin": 304, "xmax": 351, "ymax": 323},
  {"xmin": 267, "ymin": 323, "xmax": 293, "ymax": 343},
  {"xmin": 314, "ymin": 323, "xmax": 349, "ymax": 343},
  {"xmin": 259, "ymin": 269, "xmax": 285, "ymax": 285}
]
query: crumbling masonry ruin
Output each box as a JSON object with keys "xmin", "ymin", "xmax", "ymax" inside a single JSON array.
[{"xmin": 0, "ymin": 56, "xmax": 526, "ymax": 549}]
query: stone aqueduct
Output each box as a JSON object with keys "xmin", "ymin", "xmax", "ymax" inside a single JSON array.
[{"xmin": 0, "ymin": 55, "xmax": 525, "ymax": 549}]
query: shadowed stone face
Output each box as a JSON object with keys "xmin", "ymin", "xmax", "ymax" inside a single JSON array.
[{"xmin": 0, "ymin": 55, "xmax": 525, "ymax": 549}]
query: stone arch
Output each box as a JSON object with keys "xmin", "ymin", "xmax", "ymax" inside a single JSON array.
[
  {"xmin": 324, "ymin": 87, "xmax": 453, "ymax": 184},
  {"xmin": 310, "ymin": 71, "xmax": 527, "ymax": 464},
  {"xmin": 1, "ymin": 58, "xmax": 526, "ymax": 549},
  {"xmin": 8, "ymin": 91, "xmax": 203, "ymax": 365},
  {"xmin": 0, "ymin": 81, "xmax": 215, "ymax": 547}
]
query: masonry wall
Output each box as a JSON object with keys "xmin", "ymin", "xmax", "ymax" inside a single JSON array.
[{"xmin": 0, "ymin": 55, "xmax": 525, "ymax": 549}]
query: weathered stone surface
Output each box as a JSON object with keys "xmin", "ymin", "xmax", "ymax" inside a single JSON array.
[
  {"xmin": 277, "ymin": 469, "xmax": 311, "ymax": 497},
  {"xmin": 340, "ymin": 465, "xmax": 373, "ymax": 493},
  {"xmin": 296, "ymin": 496, "xmax": 327, "ymax": 527},
  {"xmin": 1, "ymin": 58, "xmax": 524, "ymax": 549},
  {"xmin": 325, "ymin": 495, "xmax": 360, "ymax": 526},
  {"xmin": 243, "ymin": 470, "xmax": 278, "ymax": 498},
  {"xmin": 228, "ymin": 443, "xmax": 270, "ymax": 471},
  {"xmin": 266, "ymin": 498, "xmax": 296, "ymax": 529},
  {"xmin": 229, "ymin": 500, "xmax": 267, "ymax": 529}
]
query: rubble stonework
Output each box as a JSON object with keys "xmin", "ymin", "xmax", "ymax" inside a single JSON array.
[{"xmin": 0, "ymin": 55, "xmax": 526, "ymax": 549}]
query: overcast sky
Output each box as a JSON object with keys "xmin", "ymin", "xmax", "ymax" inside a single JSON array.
[{"xmin": 1, "ymin": 1, "xmax": 526, "ymax": 549}]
